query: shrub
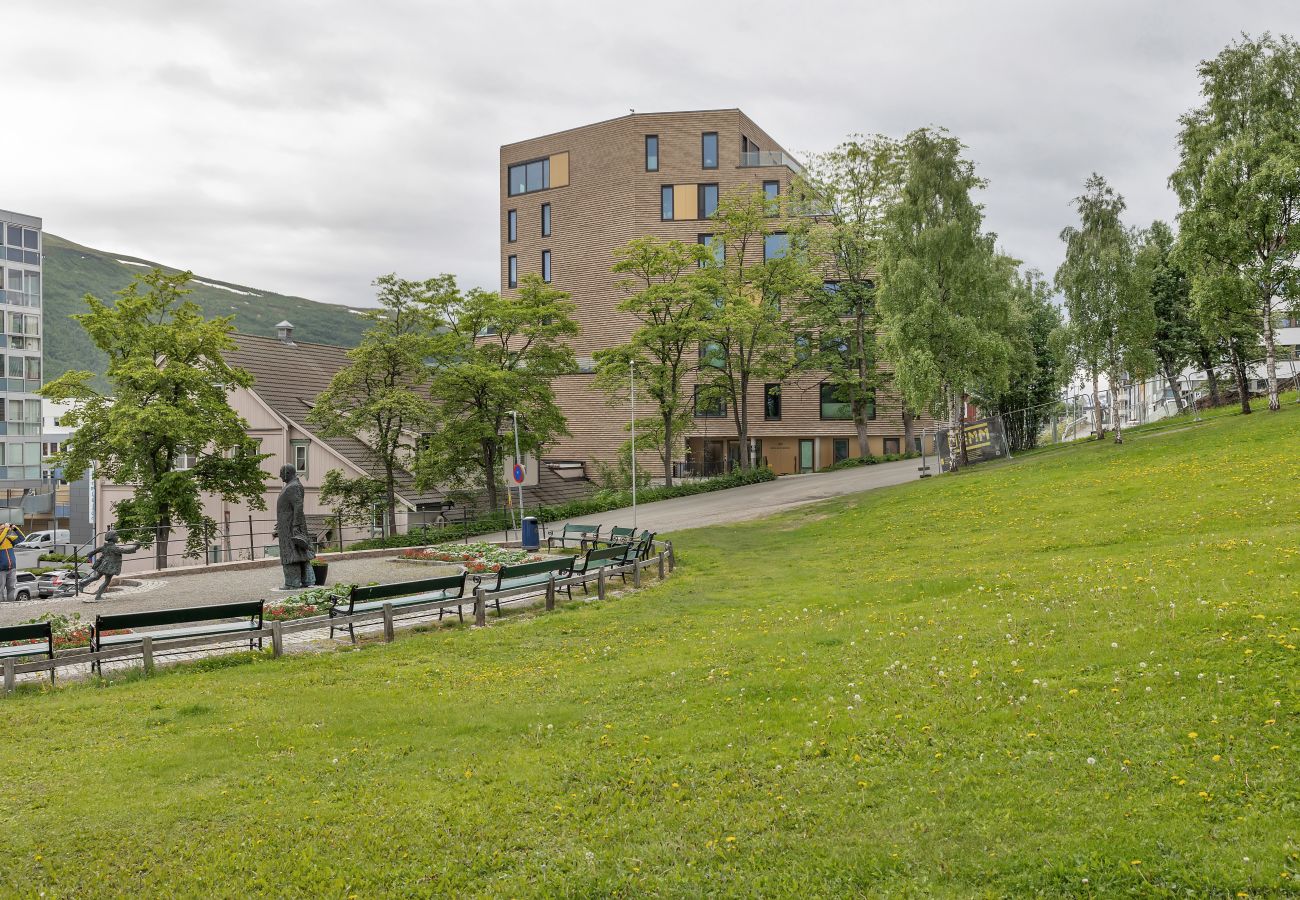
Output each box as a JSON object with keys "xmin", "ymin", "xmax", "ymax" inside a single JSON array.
[{"xmin": 822, "ymin": 452, "xmax": 918, "ymax": 472}]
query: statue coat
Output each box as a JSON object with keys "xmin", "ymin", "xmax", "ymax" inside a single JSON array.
[{"xmin": 276, "ymin": 477, "xmax": 316, "ymax": 565}]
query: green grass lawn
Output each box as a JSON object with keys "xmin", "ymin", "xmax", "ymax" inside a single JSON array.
[{"xmin": 2, "ymin": 401, "xmax": 1298, "ymax": 897}]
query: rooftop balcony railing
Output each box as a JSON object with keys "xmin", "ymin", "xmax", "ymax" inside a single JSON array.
[{"xmin": 739, "ymin": 151, "xmax": 803, "ymax": 174}]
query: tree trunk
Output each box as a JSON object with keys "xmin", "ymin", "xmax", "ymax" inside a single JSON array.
[
  {"xmin": 482, "ymin": 439, "xmax": 499, "ymax": 511},
  {"xmin": 902, "ymin": 409, "xmax": 916, "ymax": 455},
  {"xmin": 155, "ymin": 505, "xmax": 170, "ymax": 571},
  {"xmin": 1160, "ymin": 356, "xmax": 1186, "ymax": 413},
  {"xmin": 1111, "ymin": 369, "xmax": 1125, "ymax": 445},
  {"xmin": 1196, "ymin": 343, "xmax": 1221, "ymax": 407},
  {"xmin": 1091, "ymin": 372, "xmax": 1105, "ymax": 440},
  {"xmin": 732, "ymin": 373, "xmax": 750, "ymax": 471},
  {"xmin": 945, "ymin": 386, "xmax": 962, "ymax": 473},
  {"xmin": 853, "ymin": 408, "xmax": 870, "ymax": 461},
  {"xmin": 384, "ymin": 464, "xmax": 398, "ymax": 537},
  {"xmin": 661, "ymin": 411, "xmax": 674, "ymax": 488},
  {"xmin": 1262, "ymin": 308, "xmax": 1280, "ymax": 411},
  {"xmin": 1229, "ymin": 342, "xmax": 1251, "ymax": 415}
]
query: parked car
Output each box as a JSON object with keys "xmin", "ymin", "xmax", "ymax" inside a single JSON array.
[
  {"xmin": 38, "ymin": 569, "xmax": 77, "ymax": 599},
  {"xmin": 5, "ymin": 571, "xmax": 38, "ymax": 602},
  {"xmin": 16, "ymin": 529, "xmax": 71, "ymax": 551}
]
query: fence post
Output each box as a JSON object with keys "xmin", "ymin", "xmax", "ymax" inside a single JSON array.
[
  {"xmin": 632, "ymin": 560, "xmax": 642, "ymax": 589},
  {"xmin": 597, "ymin": 567, "xmax": 606, "ymax": 601},
  {"xmin": 474, "ymin": 587, "xmax": 486, "ymax": 627},
  {"xmin": 545, "ymin": 576, "xmax": 556, "ymax": 611},
  {"xmin": 141, "ymin": 635, "xmax": 154, "ymax": 674},
  {"xmin": 382, "ymin": 603, "xmax": 395, "ymax": 642},
  {"xmin": 271, "ymin": 621, "xmax": 284, "ymax": 658},
  {"xmin": 249, "ymin": 515, "xmax": 256, "ymax": 561},
  {"xmin": 3, "ymin": 658, "xmax": 14, "ymax": 695},
  {"xmin": 338, "ymin": 512, "xmax": 345, "ymax": 553},
  {"xmin": 667, "ymin": 541, "xmax": 675, "ymax": 572},
  {"xmin": 658, "ymin": 551, "xmax": 666, "ymax": 580}
]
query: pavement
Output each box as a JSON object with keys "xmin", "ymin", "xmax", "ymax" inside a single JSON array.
[{"xmin": 0, "ymin": 458, "xmax": 922, "ymax": 629}]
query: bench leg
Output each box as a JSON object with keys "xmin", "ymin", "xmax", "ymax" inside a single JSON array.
[{"xmin": 349, "ymin": 622, "xmax": 357, "ymax": 645}]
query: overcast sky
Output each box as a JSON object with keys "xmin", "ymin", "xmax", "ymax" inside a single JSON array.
[{"xmin": 11, "ymin": 1, "xmax": 1298, "ymax": 307}]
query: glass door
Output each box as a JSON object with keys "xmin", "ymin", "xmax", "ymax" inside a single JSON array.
[{"xmin": 799, "ymin": 439, "xmax": 814, "ymax": 473}]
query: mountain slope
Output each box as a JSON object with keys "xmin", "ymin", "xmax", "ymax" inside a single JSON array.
[{"xmin": 42, "ymin": 234, "xmax": 371, "ymax": 385}]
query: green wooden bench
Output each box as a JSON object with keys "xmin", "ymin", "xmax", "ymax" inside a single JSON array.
[
  {"xmin": 622, "ymin": 531, "xmax": 657, "ymax": 563},
  {"xmin": 571, "ymin": 545, "xmax": 632, "ymax": 593},
  {"xmin": 475, "ymin": 556, "xmax": 575, "ymax": 616},
  {"xmin": 598, "ymin": 525, "xmax": 637, "ymax": 547},
  {"xmin": 328, "ymin": 573, "xmax": 467, "ymax": 643},
  {"xmin": 1, "ymin": 621, "xmax": 55, "ymax": 683},
  {"xmin": 547, "ymin": 523, "xmax": 601, "ymax": 550},
  {"xmin": 92, "ymin": 601, "xmax": 264, "ymax": 671}
]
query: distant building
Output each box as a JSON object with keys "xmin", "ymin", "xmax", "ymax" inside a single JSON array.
[
  {"xmin": 500, "ymin": 110, "xmax": 933, "ymax": 478},
  {"xmin": 0, "ymin": 208, "xmax": 43, "ymax": 486}
]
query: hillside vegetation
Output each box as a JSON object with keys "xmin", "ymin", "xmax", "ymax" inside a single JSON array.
[
  {"xmin": 42, "ymin": 234, "xmax": 370, "ymax": 386},
  {"xmin": 1, "ymin": 400, "xmax": 1297, "ymax": 896}
]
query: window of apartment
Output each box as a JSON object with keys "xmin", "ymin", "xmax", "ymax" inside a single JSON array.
[
  {"xmin": 697, "ymin": 234, "xmax": 724, "ymax": 267},
  {"xmin": 764, "ymin": 232, "xmax": 790, "ymax": 261},
  {"xmin": 292, "ymin": 440, "xmax": 310, "ymax": 476},
  {"xmin": 645, "ymin": 135, "xmax": 659, "ymax": 172},
  {"xmin": 698, "ymin": 340, "xmax": 725, "ymax": 370},
  {"xmin": 833, "ymin": 438, "xmax": 850, "ymax": 464},
  {"xmin": 175, "ymin": 448, "xmax": 198, "ymax": 470},
  {"xmin": 5, "ymin": 225, "xmax": 21, "ymax": 247},
  {"xmin": 764, "ymin": 383, "xmax": 782, "ymax": 420},
  {"xmin": 763, "ymin": 180, "xmax": 780, "ymax": 215},
  {"xmin": 884, "ymin": 437, "xmax": 901, "ymax": 455},
  {"xmin": 820, "ymin": 382, "xmax": 852, "ymax": 420},
  {"xmin": 541, "ymin": 203, "xmax": 551, "ymax": 237},
  {"xmin": 7, "ymin": 356, "xmax": 21, "ymax": 378},
  {"xmin": 698, "ymin": 183, "xmax": 719, "ymax": 219},
  {"xmin": 661, "ymin": 185, "xmax": 674, "ymax": 221},
  {"xmin": 507, "ymin": 255, "xmax": 518, "ymax": 289},
  {"xmin": 24, "ymin": 399, "xmax": 39, "ymax": 423},
  {"xmin": 702, "ymin": 132, "xmax": 718, "ymax": 169},
  {"xmin": 507, "ymin": 209, "xmax": 517, "ymax": 243},
  {"xmin": 542, "ymin": 250, "xmax": 552, "ymax": 283},
  {"xmin": 693, "ymin": 385, "xmax": 726, "ymax": 418},
  {"xmin": 24, "ymin": 357, "xmax": 39, "ymax": 381},
  {"xmin": 794, "ymin": 333, "xmax": 813, "ymax": 364},
  {"xmin": 508, "ymin": 158, "xmax": 551, "ymax": 196}
]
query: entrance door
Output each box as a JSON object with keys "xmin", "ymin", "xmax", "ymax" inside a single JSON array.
[{"xmin": 798, "ymin": 439, "xmax": 814, "ymax": 473}]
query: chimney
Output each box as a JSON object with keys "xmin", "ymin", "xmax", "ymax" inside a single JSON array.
[{"xmin": 276, "ymin": 320, "xmax": 295, "ymax": 345}]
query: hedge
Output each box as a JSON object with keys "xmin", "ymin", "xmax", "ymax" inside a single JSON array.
[
  {"xmin": 822, "ymin": 452, "xmax": 918, "ymax": 472},
  {"xmin": 348, "ymin": 466, "xmax": 777, "ymax": 550}
]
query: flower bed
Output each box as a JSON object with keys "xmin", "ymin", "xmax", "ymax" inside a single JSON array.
[
  {"xmin": 10, "ymin": 613, "xmax": 117, "ymax": 650},
  {"xmin": 398, "ymin": 541, "xmax": 544, "ymax": 574},
  {"xmin": 264, "ymin": 585, "xmax": 355, "ymax": 622}
]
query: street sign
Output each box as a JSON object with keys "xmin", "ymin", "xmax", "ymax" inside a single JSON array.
[
  {"xmin": 512, "ymin": 463, "xmax": 525, "ymax": 484},
  {"xmin": 502, "ymin": 452, "xmax": 539, "ymax": 487}
]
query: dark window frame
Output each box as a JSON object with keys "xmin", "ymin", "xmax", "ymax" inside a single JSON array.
[
  {"xmin": 645, "ymin": 134, "xmax": 659, "ymax": 172},
  {"xmin": 764, "ymin": 231, "xmax": 790, "ymax": 261},
  {"xmin": 693, "ymin": 385, "xmax": 727, "ymax": 419},
  {"xmin": 763, "ymin": 180, "xmax": 780, "ymax": 215},
  {"xmin": 542, "ymin": 249, "xmax": 552, "ymax": 283},
  {"xmin": 507, "ymin": 156, "xmax": 552, "ymax": 196},
  {"xmin": 507, "ymin": 209, "xmax": 517, "ymax": 243},
  {"xmin": 698, "ymin": 183, "xmax": 719, "ymax": 219},
  {"xmin": 702, "ymin": 131, "xmax": 718, "ymax": 169},
  {"xmin": 819, "ymin": 381, "xmax": 853, "ymax": 421},
  {"xmin": 507, "ymin": 255, "xmax": 518, "ymax": 289},
  {"xmin": 541, "ymin": 203, "xmax": 551, "ymax": 237},
  {"xmin": 764, "ymin": 383, "xmax": 782, "ymax": 420},
  {"xmin": 661, "ymin": 185, "xmax": 674, "ymax": 221}
]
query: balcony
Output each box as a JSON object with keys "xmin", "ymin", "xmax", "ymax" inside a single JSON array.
[{"xmin": 739, "ymin": 151, "xmax": 803, "ymax": 175}]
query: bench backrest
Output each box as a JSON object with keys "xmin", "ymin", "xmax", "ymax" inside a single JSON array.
[
  {"xmin": 96, "ymin": 600, "xmax": 264, "ymax": 633},
  {"xmin": 0, "ymin": 621, "xmax": 52, "ymax": 644},
  {"xmin": 608, "ymin": 526, "xmax": 636, "ymax": 541},
  {"xmin": 563, "ymin": 523, "xmax": 600, "ymax": 535},
  {"xmin": 489, "ymin": 556, "xmax": 574, "ymax": 589},
  {"xmin": 351, "ymin": 574, "xmax": 465, "ymax": 604},
  {"xmin": 626, "ymin": 531, "xmax": 656, "ymax": 561},
  {"xmin": 580, "ymin": 545, "xmax": 628, "ymax": 569}
]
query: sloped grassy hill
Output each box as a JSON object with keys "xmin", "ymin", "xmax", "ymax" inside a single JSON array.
[
  {"xmin": 43, "ymin": 234, "xmax": 370, "ymax": 385},
  {"xmin": 1, "ymin": 400, "xmax": 1297, "ymax": 895}
]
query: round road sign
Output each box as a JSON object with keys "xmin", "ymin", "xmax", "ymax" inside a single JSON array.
[{"xmin": 512, "ymin": 463, "xmax": 525, "ymax": 484}]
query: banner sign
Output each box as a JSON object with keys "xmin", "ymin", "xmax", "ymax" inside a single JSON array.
[{"xmin": 937, "ymin": 417, "xmax": 1009, "ymax": 472}]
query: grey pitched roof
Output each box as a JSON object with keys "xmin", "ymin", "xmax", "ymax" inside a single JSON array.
[{"xmin": 225, "ymin": 332, "xmax": 443, "ymax": 507}]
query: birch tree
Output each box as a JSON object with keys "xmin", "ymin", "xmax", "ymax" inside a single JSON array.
[
  {"xmin": 877, "ymin": 127, "xmax": 1011, "ymax": 471},
  {"xmin": 1170, "ymin": 32, "xmax": 1300, "ymax": 412}
]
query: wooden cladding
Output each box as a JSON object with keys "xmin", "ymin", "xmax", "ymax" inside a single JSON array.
[{"xmin": 550, "ymin": 152, "xmax": 569, "ymax": 188}]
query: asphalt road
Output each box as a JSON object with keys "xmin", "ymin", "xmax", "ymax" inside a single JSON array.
[{"xmin": 0, "ymin": 459, "xmax": 924, "ymax": 626}]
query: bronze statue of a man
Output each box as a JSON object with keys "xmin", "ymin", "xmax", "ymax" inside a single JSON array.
[{"xmin": 274, "ymin": 464, "xmax": 316, "ymax": 590}]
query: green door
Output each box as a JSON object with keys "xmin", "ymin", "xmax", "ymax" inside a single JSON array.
[{"xmin": 799, "ymin": 439, "xmax": 814, "ymax": 473}]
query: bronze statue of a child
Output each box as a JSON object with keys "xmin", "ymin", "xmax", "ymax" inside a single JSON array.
[{"xmin": 79, "ymin": 530, "xmax": 141, "ymax": 603}]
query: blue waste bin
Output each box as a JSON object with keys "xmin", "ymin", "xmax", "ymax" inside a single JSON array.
[{"xmin": 521, "ymin": 516, "xmax": 540, "ymax": 551}]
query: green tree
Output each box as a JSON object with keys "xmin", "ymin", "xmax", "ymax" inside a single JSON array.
[
  {"xmin": 696, "ymin": 191, "xmax": 813, "ymax": 469},
  {"xmin": 791, "ymin": 135, "xmax": 910, "ymax": 455},
  {"xmin": 1055, "ymin": 174, "xmax": 1155, "ymax": 444},
  {"xmin": 318, "ymin": 470, "xmax": 389, "ymax": 532},
  {"xmin": 877, "ymin": 128, "xmax": 1012, "ymax": 471},
  {"xmin": 1135, "ymin": 221, "xmax": 1200, "ymax": 412},
  {"xmin": 974, "ymin": 264, "xmax": 1068, "ymax": 451},
  {"xmin": 594, "ymin": 238, "xmax": 711, "ymax": 486},
  {"xmin": 1170, "ymin": 33, "xmax": 1300, "ymax": 412},
  {"xmin": 41, "ymin": 270, "xmax": 266, "ymax": 570},
  {"xmin": 417, "ymin": 275, "xmax": 578, "ymax": 510},
  {"xmin": 308, "ymin": 274, "xmax": 443, "ymax": 536}
]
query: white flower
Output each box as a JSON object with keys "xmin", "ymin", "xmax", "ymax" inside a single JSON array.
[{"xmin": 1086, "ymin": 757, "xmax": 1096, "ymax": 765}]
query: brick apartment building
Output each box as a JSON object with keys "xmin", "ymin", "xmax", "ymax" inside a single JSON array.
[{"xmin": 500, "ymin": 109, "xmax": 930, "ymax": 479}]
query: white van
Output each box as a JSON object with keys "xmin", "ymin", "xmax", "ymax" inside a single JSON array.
[{"xmin": 16, "ymin": 529, "xmax": 70, "ymax": 551}]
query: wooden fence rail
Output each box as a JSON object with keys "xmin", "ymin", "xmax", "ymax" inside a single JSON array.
[{"xmin": 3, "ymin": 542, "xmax": 675, "ymax": 692}]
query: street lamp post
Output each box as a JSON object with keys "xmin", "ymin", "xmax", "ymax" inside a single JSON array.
[
  {"xmin": 508, "ymin": 410, "xmax": 524, "ymax": 524},
  {"xmin": 630, "ymin": 359, "xmax": 637, "ymax": 530}
]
